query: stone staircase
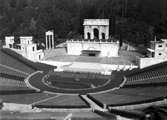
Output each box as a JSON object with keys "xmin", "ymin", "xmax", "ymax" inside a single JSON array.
[
  {"xmin": 43, "ymin": 48, "xmax": 66, "ymax": 60},
  {"xmin": 64, "ymin": 62, "xmax": 104, "ymax": 73}
]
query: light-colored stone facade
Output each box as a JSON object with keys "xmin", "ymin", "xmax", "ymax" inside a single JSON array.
[
  {"xmin": 4, "ymin": 36, "xmax": 14, "ymax": 48},
  {"xmin": 3, "ymin": 36, "xmax": 44, "ymax": 61},
  {"xmin": 66, "ymin": 19, "xmax": 119, "ymax": 57},
  {"xmin": 83, "ymin": 19, "xmax": 109, "ymax": 39},
  {"xmin": 139, "ymin": 38, "xmax": 167, "ymax": 68},
  {"xmin": 45, "ymin": 30, "xmax": 54, "ymax": 49},
  {"xmin": 147, "ymin": 39, "xmax": 167, "ymax": 58},
  {"xmin": 67, "ymin": 39, "xmax": 119, "ymax": 57}
]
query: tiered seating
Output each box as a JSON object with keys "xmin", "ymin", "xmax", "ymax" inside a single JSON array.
[
  {"xmin": 2, "ymin": 48, "xmax": 55, "ymax": 71},
  {"xmin": 0, "ymin": 64, "xmax": 28, "ymax": 78},
  {"xmin": 0, "ymin": 77, "xmax": 27, "ymax": 87},
  {"xmin": 124, "ymin": 62, "xmax": 167, "ymax": 86},
  {"xmin": 125, "ymin": 75, "xmax": 167, "ymax": 86},
  {"xmin": 126, "ymin": 68, "xmax": 167, "ymax": 82},
  {"xmin": 0, "ymin": 50, "xmax": 35, "ymax": 74},
  {"xmin": 0, "ymin": 73, "xmax": 36, "ymax": 94},
  {"xmin": 0, "ymin": 86, "xmax": 34, "ymax": 91},
  {"xmin": 0, "ymin": 77, "xmax": 37, "ymax": 94}
]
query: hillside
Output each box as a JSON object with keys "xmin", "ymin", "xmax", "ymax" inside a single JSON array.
[{"xmin": 0, "ymin": 0, "xmax": 167, "ymax": 45}]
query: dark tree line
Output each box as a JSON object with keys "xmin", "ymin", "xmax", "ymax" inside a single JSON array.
[{"xmin": 0, "ymin": 0, "xmax": 167, "ymax": 45}]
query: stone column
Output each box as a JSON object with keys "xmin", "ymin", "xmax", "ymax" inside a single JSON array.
[
  {"xmin": 49, "ymin": 35, "xmax": 52, "ymax": 49},
  {"xmin": 91, "ymin": 26, "xmax": 94, "ymax": 39},
  {"xmin": 46, "ymin": 30, "xmax": 54, "ymax": 49},
  {"xmin": 49, "ymin": 36, "xmax": 51, "ymax": 49},
  {"xmin": 45, "ymin": 35, "xmax": 48, "ymax": 49},
  {"xmin": 52, "ymin": 35, "xmax": 54, "ymax": 49},
  {"xmin": 99, "ymin": 26, "xmax": 102, "ymax": 39},
  {"xmin": 84, "ymin": 26, "xmax": 87, "ymax": 39},
  {"xmin": 105, "ymin": 26, "xmax": 109, "ymax": 39}
]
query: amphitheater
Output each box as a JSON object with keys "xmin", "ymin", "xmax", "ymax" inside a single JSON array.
[{"xmin": 0, "ymin": 43, "xmax": 167, "ymax": 120}]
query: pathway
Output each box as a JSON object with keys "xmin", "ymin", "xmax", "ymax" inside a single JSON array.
[{"xmin": 81, "ymin": 95, "xmax": 107, "ymax": 112}]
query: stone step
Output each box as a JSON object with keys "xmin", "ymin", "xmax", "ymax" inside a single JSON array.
[
  {"xmin": 63, "ymin": 67, "xmax": 103, "ymax": 73},
  {"xmin": 69, "ymin": 62, "xmax": 102, "ymax": 70}
]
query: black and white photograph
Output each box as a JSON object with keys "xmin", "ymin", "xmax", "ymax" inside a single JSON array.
[{"xmin": 0, "ymin": 0, "xmax": 167, "ymax": 119}]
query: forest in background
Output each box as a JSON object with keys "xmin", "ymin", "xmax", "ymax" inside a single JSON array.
[{"xmin": 0, "ymin": 0, "xmax": 167, "ymax": 45}]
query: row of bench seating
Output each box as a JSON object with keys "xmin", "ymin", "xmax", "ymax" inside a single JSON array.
[
  {"xmin": 0, "ymin": 77, "xmax": 27, "ymax": 87},
  {"xmin": 124, "ymin": 62, "xmax": 167, "ymax": 87},
  {"xmin": 0, "ymin": 50, "xmax": 35, "ymax": 74},
  {"xmin": 0, "ymin": 64, "xmax": 28, "ymax": 78},
  {"xmin": 125, "ymin": 75, "xmax": 167, "ymax": 86},
  {"xmin": 127, "ymin": 68, "xmax": 167, "ymax": 82}
]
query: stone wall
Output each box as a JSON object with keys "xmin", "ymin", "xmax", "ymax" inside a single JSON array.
[
  {"xmin": 66, "ymin": 41, "xmax": 119, "ymax": 57},
  {"xmin": 100, "ymin": 43, "xmax": 119, "ymax": 57},
  {"xmin": 67, "ymin": 42, "xmax": 83, "ymax": 55},
  {"xmin": 139, "ymin": 57, "xmax": 167, "ymax": 68}
]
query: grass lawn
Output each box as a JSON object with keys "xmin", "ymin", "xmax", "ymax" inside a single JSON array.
[
  {"xmin": 44, "ymin": 48, "xmax": 79, "ymax": 62},
  {"xmin": 91, "ymin": 86, "xmax": 167, "ymax": 106},
  {"xmin": 71, "ymin": 111, "xmax": 112, "ymax": 120},
  {"xmin": 113, "ymin": 87, "xmax": 167, "ymax": 98},
  {"xmin": 0, "ymin": 86, "xmax": 32, "ymax": 91},
  {"xmin": 0, "ymin": 110, "xmax": 68, "ymax": 120},
  {"xmin": 34, "ymin": 95, "xmax": 88, "ymax": 108},
  {"xmin": 0, "ymin": 93, "xmax": 56, "ymax": 104},
  {"xmin": 0, "ymin": 110, "xmax": 112, "ymax": 120},
  {"xmin": 92, "ymin": 91, "xmax": 156, "ymax": 106},
  {"xmin": 100, "ymin": 50, "xmax": 143, "ymax": 65},
  {"xmin": 46, "ymin": 73, "xmax": 109, "ymax": 88}
]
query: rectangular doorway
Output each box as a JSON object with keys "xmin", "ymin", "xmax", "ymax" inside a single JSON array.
[{"xmin": 89, "ymin": 53, "xmax": 96, "ymax": 56}]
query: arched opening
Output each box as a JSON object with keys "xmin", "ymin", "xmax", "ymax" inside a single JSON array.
[
  {"xmin": 88, "ymin": 47, "xmax": 95, "ymax": 50},
  {"xmin": 50, "ymin": 35, "xmax": 52, "ymax": 48},
  {"xmin": 93, "ymin": 28, "xmax": 99, "ymax": 39},
  {"xmin": 87, "ymin": 32, "xmax": 91, "ymax": 39},
  {"xmin": 102, "ymin": 33, "xmax": 105, "ymax": 39}
]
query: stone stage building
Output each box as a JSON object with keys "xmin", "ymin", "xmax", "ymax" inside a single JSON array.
[
  {"xmin": 3, "ymin": 36, "xmax": 44, "ymax": 61},
  {"xmin": 66, "ymin": 19, "xmax": 119, "ymax": 57},
  {"xmin": 138, "ymin": 38, "xmax": 167, "ymax": 68}
]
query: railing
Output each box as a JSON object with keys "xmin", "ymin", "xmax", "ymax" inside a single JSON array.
[{"xmin": 67, "ymin": 39, "xmax": 119, "ymax": 43}]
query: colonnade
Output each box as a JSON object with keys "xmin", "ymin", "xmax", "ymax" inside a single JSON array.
[{"xmin": 45, "ymin": 30, "xmax": 54, "ymax": 49}]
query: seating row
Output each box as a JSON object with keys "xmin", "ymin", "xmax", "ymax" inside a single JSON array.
[
  {"xmin": 125, "ymin": 75, "xmax": 167, "ymax": 86},
  {"xmin": 0, "ymin": 64, "xmax": 28, "ymax": 78},
  {"xmin": 126, "ymin": 65, "xmax": 167, "ymax": 83},
  {"xmin": 0, "ymin": 50, "xmax": 35, "ymax": 74},
  {"xmin": 0, "ymin": 77, "xmax": 27, "ymax": 87}
]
